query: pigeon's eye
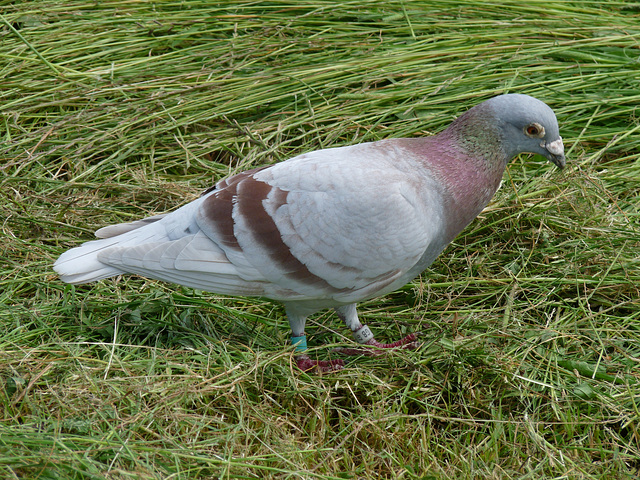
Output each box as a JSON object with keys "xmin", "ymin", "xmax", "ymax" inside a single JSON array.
[{"xmin": 525, "ymin": 123, "xmax": 545, "ymax": 138}]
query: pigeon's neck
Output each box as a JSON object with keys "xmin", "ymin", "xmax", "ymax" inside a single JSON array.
[
  {"xmin": 444, "ymin": 104, "xmax": 508, "ymax": 175},
  {"xmin": 400, "ymin": 108, "xmax": 510, "ymax": 242},
  {"xmin": 434, "ymin": 111, "xmax": 510, "ymax": 239}
]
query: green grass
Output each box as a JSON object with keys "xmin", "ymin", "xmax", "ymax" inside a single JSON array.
[{"xmin": 2, "ymin": 0, "xmax": 640, "ymax": 478}]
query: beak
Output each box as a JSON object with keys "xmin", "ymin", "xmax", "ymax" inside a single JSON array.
[{"xmin": 544, "ymin": 137, "xmax": 565, "ymax": 169}]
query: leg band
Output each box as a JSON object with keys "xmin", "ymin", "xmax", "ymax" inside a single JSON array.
[
  {"xmin": 291, "ymin": 335, "xmax": 307, "ymax": 352},
  {"xmin": 353, "ymin": 325, "xmax": 374, "ymax": 344}
]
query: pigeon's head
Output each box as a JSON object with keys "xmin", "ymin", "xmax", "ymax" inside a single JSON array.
[{"xmin": 486, "ymin": 93, "xmax": 565, "ymax": 169}]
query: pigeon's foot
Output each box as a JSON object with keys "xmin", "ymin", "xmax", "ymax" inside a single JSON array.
[
  {"xmin": 296, "ymin": 355, "xmax": 345, "ymax": 373},
  {"xmin": 365, "ymin": 332, "xmax": 418, "ymax": 349},
  {"xmin": 333, "ymin": 333, "xmax": 419, "ymax": 357}
]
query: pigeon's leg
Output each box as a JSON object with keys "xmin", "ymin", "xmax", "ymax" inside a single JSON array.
[
  {"xmin": 334, "ymin": 304, "xmax": 418, "ymax": 355},
  {"xmin": 286, "ymin": 307, "xmax": 344, "ymax": 372}
]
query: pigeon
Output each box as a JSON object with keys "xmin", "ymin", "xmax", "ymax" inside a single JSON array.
[{"xmin": 54, "ymin": 93, "xmax": 565, "ymax": 372}]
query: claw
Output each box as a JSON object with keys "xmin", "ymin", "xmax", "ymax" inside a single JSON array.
[
  {"xmin": 296, "ymin": 355, "xmax": 345, "ymax": 372},
  {"xmin": 365, "ymin": 332, "xmax": 418, "ymax": 349}
]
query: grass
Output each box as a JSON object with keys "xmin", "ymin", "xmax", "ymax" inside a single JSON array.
[{"xmin": 1, "ymin": 0, "xmax": 640, "ymax": 478}]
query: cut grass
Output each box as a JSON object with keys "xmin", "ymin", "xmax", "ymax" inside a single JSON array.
[{"xmin": 2, "ymin": 1, "xmax": 640, "ymax": 478}]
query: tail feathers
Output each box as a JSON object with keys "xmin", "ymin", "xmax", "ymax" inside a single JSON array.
[
  {"xmin": 95, "ymin": 234, "xmax": 267, "ymax": 296},
  {"xmin": 53, "ymin": 237, "xmax": 126, "ymax": 284},
  {"xmin": 92, "ymin": 255, "xmax": 267, "ymax": 296},
  {"xmin": 53, "ymin": 222, "xmax": 267, "ymax": 296},
  {"xmin": 55, "ymin": 216, "xmax": 173, "ymax": 284},
  {"xmin": 95, "ymin": 214, "xmax": 167, "ymax": 239}
]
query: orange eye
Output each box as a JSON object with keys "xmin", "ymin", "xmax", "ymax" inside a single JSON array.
[{"xmin": 525, "ymin": 123, "xmax": 545, "ymax": 137}]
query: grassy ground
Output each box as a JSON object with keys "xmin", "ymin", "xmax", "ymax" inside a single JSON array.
[{"xmin": 1, "ymin": 1, "xmax": 640, "ymax": 478}]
